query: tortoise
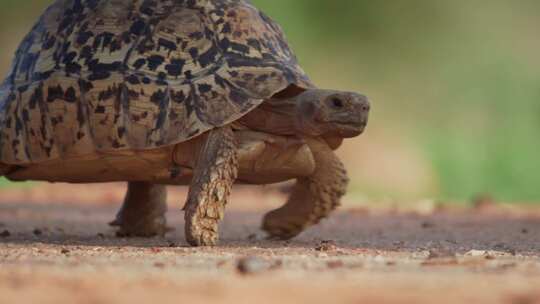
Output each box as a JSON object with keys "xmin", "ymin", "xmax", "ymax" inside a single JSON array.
[{"xmin": 0, "ymin": 0, "xmax": 370, "ymax": 246}]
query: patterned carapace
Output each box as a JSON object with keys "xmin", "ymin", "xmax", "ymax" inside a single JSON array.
[{"xmin": 0, "ymin": 0, "xmax": 313, "ymax": 164}]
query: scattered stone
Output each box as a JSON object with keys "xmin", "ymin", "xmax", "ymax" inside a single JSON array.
[
  {"xmin": 421, "ymin": 221, "xmax": 435, "ymax": 229},
  {"xmin": 465, "ymin": 250, "xmax": 487, "ymax": 257},
  {"xmin": 462, "ymin": 250, "xmax": 505, "ymax": 262},
  {"xmin": 33, "ymin": 228, "xmax": 43, "ymax": 236},
  {"xmin": 393, "ymin": 241, "xmax": 405, "ymax": 249},
  {"xmin": 493, "ymin": 243, "xmax": 517, "ymax": 256},
  {"xmin": 236, "ymin": 256, "xmax": 269, "ymax": 275},
  {"xmin": 428, "ymin": 248, "xmax": 456, "ymax": 259},
  {"xmin": 61, "ymin": 248, "xmax": 70, "ymax": 255},
  {"xmin": 421, "ymin": 248, "xmax": 458, "ymax": 266},
  {"xmin": 327, "ymin": 260, "xmax": 344, "ymax": 269},
  {"xmin": 150, "ymin": 248, "xmax": 162, "ymax": 254},
  {"xmin": 315, "ymin": 240, "xmax": 338, "ymax": 252},
  {"xmin": 316, "ymin": 252, "xmax": 329, "ymax": 258},
  {"xmin": 485, "ymin": 254, "xmax": 496, "ymax": 260},
  {"xmin": 153, "ymin": 262, "xmax": 165, "ymax": 268},
  {"xmin": 0, "ymin": 230, "xmax": 11, "ymax": 237}
]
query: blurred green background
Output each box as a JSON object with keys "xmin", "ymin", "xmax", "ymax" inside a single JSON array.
[{"xmin": 0, "ymin": 0, "xmax": 539, "ymax": 203}]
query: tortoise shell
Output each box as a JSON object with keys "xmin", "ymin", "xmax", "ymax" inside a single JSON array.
[{"xmin": 0, "ymin": 0, "xmax": 313, "ymax": 164}]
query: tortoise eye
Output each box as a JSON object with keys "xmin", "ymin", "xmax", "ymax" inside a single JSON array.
[{"xmin": 331, "ymin": 98, "xmax": 344, "ymax": 108}]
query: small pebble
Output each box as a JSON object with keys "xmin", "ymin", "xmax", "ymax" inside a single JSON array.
[
  {"xmin": 421, "ymin": 221, "xmax": 435, "ymax": 229},
  {"xmin": 61, "ymin": 248, "xmax": 70, "ymax": 254},
  {"xmin": 153, "ymin": 262, "xmax": 165, "ymax": 268},
  {"xmin": 327, "ymin": 260, "xmax": 344, "ymax": 269},
  {"xmin": 466, "ymin": 250, "xmax": 487, "ymax": 257},
  {"xmin": 315, "ymin": 240, "xmax": 338, "ymax": 252},
  {"xmin": 428, "ymin": 248, "xmax": 456, "ymax": 259},
  {"xmin": 485, "ymin": 254, "xmax": 496, "ymax": 260},
  {"xmin": 0, "ymin": 230, "xmax": 10, "ymax": 237},
  {"xmin": 236, "ymin": 256, "xmax": 269, "ymax": 275}
]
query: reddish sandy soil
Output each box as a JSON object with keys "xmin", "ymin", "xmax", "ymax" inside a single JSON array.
[{"xmin": 1, "ymin": 183, "xmax": 540, "ymax": 304}]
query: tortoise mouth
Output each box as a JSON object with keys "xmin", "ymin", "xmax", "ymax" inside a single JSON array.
[
  {"xmin": 326, "ymin": 120, "xmax": 367, "ymax": 138},
  {"xmin": 328, "ymin": 119, "xmax": 367, "ymax": 126}
]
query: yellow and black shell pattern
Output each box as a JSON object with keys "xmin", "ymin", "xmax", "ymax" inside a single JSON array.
[{"xmin": 0, "ymin": 0, "xmax": 313, "ymax": 164}]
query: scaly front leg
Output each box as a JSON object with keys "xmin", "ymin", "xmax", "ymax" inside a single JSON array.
[
  {"xmin": 184, "ymin": 126, "xmax": 238, "ymax": 246},
  {"xmin": 262, "ymin": 137, "xmax": 349, "ymax": 240}
]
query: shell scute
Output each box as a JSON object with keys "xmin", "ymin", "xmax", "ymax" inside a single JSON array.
[{"xmin": 0, "ymin": 0, "xmax": 313, "ymax": 164}]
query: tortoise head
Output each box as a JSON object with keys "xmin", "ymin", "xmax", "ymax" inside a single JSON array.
[{"xmin": 294, "ymin": 89, "xmax": 370, "ymax": 138}]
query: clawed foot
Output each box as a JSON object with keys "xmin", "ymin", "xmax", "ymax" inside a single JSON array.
[
  {"xmin": 262, "ymin": 211, "xmax": 305, "ymax": 240},
  {"xmin": 110, "ymin": 214, "xmax": 172, "ymax": 237},
  {"xmin": 184, "ymin": 200, "xmax": 225, "ymax": 246}
]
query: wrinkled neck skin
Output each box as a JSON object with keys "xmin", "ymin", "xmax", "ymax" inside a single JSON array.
[
  {"xmin": 237, "ymin": 97, "xmax": 297, "ymax": 136},
  {"xmin": 264, "ymin": 93, "xmax": 325, "ymax": 137}
]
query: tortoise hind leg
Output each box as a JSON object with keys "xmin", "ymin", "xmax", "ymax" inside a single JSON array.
[
  {"xmin": 111, "ymin": 182, "xmax": 169, "ymax": 237},
  {"xmin": 262, "ymin": 138, "xmax": 348, "ymax": 239},
  {"xmin": 184, "ymin": 126, "xmax": 238, "ymax": 247}
]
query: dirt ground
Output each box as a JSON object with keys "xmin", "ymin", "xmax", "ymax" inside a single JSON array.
[{"xmin": 1, "ymin": 183, "xmax": 540, "ymax": 304}]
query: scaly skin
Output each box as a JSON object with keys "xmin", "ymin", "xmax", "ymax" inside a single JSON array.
[
  {"xmin": 183, "ymin": 127, "xmax": 238, "ymax": 246},
  {"xmin": 262, "ymin": 137, "xmax": 349, "ymax": 239},
  {"xmin": 111, "ymin": 182, "xmax": 169, "ymax": 237}
]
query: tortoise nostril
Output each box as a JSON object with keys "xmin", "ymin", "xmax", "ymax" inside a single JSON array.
[
  {"xmin": 362, "ymin": 104, "xmax": 370, "ymax": 112},
  {"xmin": 331, "ymin": 98, "xmax": 344, "ymax": 109}
]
